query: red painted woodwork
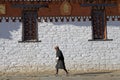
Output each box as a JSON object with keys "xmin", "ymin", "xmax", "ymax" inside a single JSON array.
[{"xmin": 0, "ymin": 1, "xmax": 119, "ymax": 17}]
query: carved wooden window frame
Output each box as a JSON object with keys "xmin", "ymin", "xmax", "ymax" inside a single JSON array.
[
  {"xmin": 89, "ymin": 6, "xmax": 113, "ymax": 41},
  {"xmin": 19, "ymin": 9, "xmax": 41, "ymax": 42}
]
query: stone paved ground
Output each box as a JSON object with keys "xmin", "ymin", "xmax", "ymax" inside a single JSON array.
[{"xmin": 0, "ymin": 71, "xmax": 120, "ymax": 80}]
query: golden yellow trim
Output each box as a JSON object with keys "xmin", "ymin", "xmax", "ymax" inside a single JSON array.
[
  {"xmin": 0, "ymin": 4, "xmax": 6, "ymax": 15},
  {"xmin": 60, "ymin": 1, "xmax": 72, "ymax": 15}
]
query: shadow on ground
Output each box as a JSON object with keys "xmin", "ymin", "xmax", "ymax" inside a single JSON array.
[{"xmin": 73, "ymin": 71, "xmax": 112, "ymax": 76}]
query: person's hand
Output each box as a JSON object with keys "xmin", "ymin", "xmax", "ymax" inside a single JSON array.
[
  {"xmin": 55, "ymin": 59, "xmax": 58, "ymax": 63},
  {"xmin": 55, "ymin": 57, "xmax": 59, "ymax": 62}
]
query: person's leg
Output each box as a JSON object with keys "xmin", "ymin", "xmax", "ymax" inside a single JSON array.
[
  {"xmin": 56, "ymin": 68, "xmax": 59, "ymax": 74},
  {"xmin": 63, "ymin": 61, "xmax": 68, "ymax": 75},
  {"xmin": 64, "ymin": 68, "xmax": 68, "ymax": 74}
]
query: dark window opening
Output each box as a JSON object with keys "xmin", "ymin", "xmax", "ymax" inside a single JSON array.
[
  {"xmin": 91, "ymin": 7, "xmax": 107, "ymax": 40},
  {"xmin": 22, "ymin": 10, "xmax": 38, "ymax": 42},
  {"xmin": 89, "ymin": 6, "xmax": 113, "ymax": 41},
  {"xmin": 92, "ymin": 11, "xmax": 105, "ymax": 39}
]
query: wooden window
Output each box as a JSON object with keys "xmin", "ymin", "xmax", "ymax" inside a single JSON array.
[
  {"xmin": 91, "ymin": 6, "xmax": 107, "ymax": 40},
  {"xmin": 22, "ymin": 10, "xmax": 38, "ymax": 42}
]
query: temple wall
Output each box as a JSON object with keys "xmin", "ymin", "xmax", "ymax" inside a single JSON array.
[{"xmin": 0, "ymin": 19, "xmax": 120, "ymax": 74}]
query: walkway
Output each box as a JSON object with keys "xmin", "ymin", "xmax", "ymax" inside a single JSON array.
[{"xmin": 0, "ymin": 71, "xmax": 120, "ymax": 80}]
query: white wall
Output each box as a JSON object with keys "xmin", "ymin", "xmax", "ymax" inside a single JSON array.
[{"xmin": 0, "ymin": 18, "xmax": 120, "ymax": 73}]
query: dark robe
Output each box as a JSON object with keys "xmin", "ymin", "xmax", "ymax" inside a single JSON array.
[{"xmin": 56, "ymin": 50, "xmax": 66, "ymax": 69}]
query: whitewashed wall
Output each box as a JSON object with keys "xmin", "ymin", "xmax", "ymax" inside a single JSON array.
[{"xmin": 0, "ymin": 18, "xmax": 120, "ymax": 74}]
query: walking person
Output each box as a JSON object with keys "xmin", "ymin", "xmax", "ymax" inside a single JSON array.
[{"xmin": 54, "ymin": 46, "xmax": 68, "ymax": 76}]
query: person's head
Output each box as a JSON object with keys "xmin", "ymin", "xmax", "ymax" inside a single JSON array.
[{"xmin": 54, "ymin": 46, "xmax": 59, "ymax": 51}]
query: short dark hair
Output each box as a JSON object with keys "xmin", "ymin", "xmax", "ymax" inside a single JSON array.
[{"xmin": 55, "ymin": 46, "xmax": 59, "ymax": 50}]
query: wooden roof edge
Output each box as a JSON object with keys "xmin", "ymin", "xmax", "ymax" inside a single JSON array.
[{"xmin": 0, "ymin": 0, "xmax": 117, "ymax": 2}]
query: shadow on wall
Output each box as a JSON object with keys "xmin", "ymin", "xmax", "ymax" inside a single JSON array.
[
  {"xmin": 52, "ymin": 20, "xmax": 120, "ymax": 27},
  {"xmin": 107, "ymin": 21, "xmax": 120, "ymax": 27},
  {"xmin": 0, "ymin": 20, "xmax": 21, "ymax": 39},
  {"xmin": 0, "ymin": 20, "xmax": 119, "ymax": 39},
  {"xmin": 52, "ymin": 20, "xmax": 91, "ymax": 27},
  {"xmin": 42, "ymin": 19, "xmax": 91, "ymax": 27}
]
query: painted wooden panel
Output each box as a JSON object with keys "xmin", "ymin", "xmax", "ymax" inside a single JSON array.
[
  {"xmin": 0, "ymin": 1, "xmax": 119, "ymax": 17},
  {"xmin": 0, "ymin": 4, "xmax": 6, "ymax": 15}
]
